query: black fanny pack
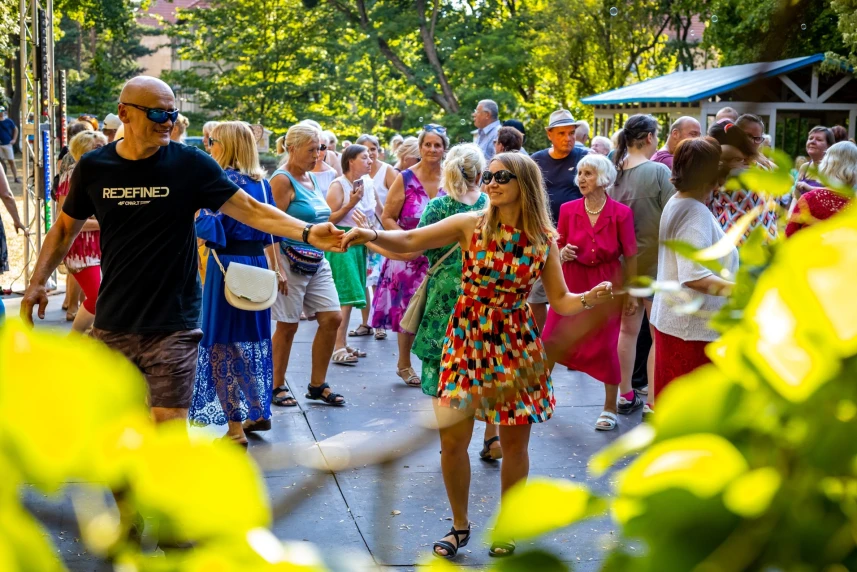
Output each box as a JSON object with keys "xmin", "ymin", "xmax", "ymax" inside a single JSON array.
[{"xmin": 281, "ymin": 243, "xmax": 324, "ymax": 275}]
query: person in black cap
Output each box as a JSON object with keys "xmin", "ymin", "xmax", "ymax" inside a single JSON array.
[
  {"xmin": 528, "ymin": 109, "xmax": 588, "ymax": 329},
  {"xmin": 502, "ymin": 119, "xmax": 529, "ymax": 155}
]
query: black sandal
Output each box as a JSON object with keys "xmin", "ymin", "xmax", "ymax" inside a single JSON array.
[
  {"xmin": 479, "ymin": 436, "xmax": 503, "ymax": 462},
  {"xmin": 489, "ymin": 540, "xmax": 516, "ymax": 557},
  {"xmin": 272, "ymin": 385, "xmax": 297, "ymax": 407},
  {"xmin": 305, "ymin": 382, "xmax": 345, "ymax": 406},
  {"xmin": 432, "ymin": 524, "xmax": 471, "ymax": 559}
]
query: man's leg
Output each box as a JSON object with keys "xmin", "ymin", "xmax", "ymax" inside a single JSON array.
[{"xmin": 142, "ymin": 329, "xmax": 203, "ymax": 424}]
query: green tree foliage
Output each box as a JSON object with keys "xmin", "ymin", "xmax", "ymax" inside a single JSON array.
[{"xmin": 704, "ymin": 0, "xmax": 846, "ymax": 65}]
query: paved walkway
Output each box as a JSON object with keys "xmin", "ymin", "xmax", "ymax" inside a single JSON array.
[{"xmin": 8, "ymin": 293, "xmax": 641, "ymax": 570}]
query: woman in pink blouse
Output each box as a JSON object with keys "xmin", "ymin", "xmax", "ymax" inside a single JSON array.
[{"xmin": 543, "ymin": 154, "xmax": 638, "ymax": 431}]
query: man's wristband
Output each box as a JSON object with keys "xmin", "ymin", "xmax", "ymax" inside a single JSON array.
[
  {"xmin": 302, "ymin": 224, "xmax": 313, "ymax": 244},
  {"xmin": 371, "ymin": 229, "xmax": 379, "ymax": 242}
]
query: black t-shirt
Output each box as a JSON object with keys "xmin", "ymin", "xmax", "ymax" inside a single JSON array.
[
  {"xmin": 531, "ymin": 146, "xmax": 589, "ymax": 223},
  {"xmin": 63, "ymin": 142, "xmax": 239, "ymax": 333}
]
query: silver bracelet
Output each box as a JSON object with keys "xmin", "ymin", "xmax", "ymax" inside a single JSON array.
[{"xmin": 581, "ymin": 292, "xmax": 594, "ymax": 310}]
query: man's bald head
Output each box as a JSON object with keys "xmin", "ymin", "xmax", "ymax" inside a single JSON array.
[
  {"xmin": 120, "ymin": 76, "xmax": 175, "ymax": 107},
  {"xmin": 667, "ymin": 116, "xmax": 701, "ymax": 153},
  {"xmin": 715, "ymin": 106, "xmax": 738, "ymax": 122},
  {"xmin": 117, "ymin": 76, "xmax": 178, "ymax": 153}
]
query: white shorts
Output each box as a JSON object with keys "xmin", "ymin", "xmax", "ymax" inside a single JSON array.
[
  {"xmin": 271, "ymin": 253, "xmax": 341, "ymax": 323},
  {"xmin": 0, "ymin": 144, "xmax": 13, "ymax": 161},
  {"xmin": 527, "ymin": 277, "xmax": 548, "ymax": 304}
]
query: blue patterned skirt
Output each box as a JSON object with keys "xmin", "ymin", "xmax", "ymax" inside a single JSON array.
[{"xmin": 189, "ymin": 253, "xmax": 273, "ymax": 425}]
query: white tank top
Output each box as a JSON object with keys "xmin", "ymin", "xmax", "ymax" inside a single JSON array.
[
  {"xmin": 372, "ymin": 162, "xmax": 391, "ymax": 207},
  {"xmin": 332, "ymin": 175, "xmax": 377, "ymax": 228},
  {"xmin": 313, "ymin": 168, "xmax": 338, "ymax": 198}
]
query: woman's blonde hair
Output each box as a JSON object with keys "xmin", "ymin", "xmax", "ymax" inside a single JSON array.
[
  {"xmin": 820, "ymin": 141, "xmax": 857, "ymax": 188},
  {"xmin": 276, "ymin": 124, "xmax": 322, "ymax": 167},
  {"xmin": 396, "ymin": 136, "xmax": 420, "ymax": 162},
  {"xmin": 211, "ymin": 121, "xmax": 266, "ymax": 181},
  {"xmin": 441, "ymin": 143, "xmax": 485, "ymax": 200},
  {"xmin": 69, "ymin": 130, "xmax": 108, "ymax": 161},
  {"xmin": 172, "ymin": 113, "xmax": 189, "ymax": 138},
  {"xmin": 480, "ymin": 152, "xmax": 555, "ymax": 249}
]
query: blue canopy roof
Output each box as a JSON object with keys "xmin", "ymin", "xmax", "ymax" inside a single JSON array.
[{"xmin": 582, "ymin": 54, "xmax": 826, "ymax": 105}]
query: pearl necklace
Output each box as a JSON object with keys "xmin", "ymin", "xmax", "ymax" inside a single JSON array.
[{"xmin": 584, "ymin": 197, "xmax": 606, "ymax": 215}]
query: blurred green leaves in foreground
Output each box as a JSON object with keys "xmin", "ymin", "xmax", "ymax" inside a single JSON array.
[{"xmin": 3, "ymin": 154, "xmax": 857, "ymax": 570}]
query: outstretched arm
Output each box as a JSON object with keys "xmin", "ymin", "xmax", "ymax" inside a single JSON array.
[
  {"xmin": 541, "ymin": 239, "xmax": 613, "ymax": 316},
  {"xmin": 220, "ymin": 189, "xmax": 344, "ymax": 252},
  {"xmin": 343, "ymin": 212, "xmax": 477, "ymax": 254},
  {"xmin": 20, "ymin": 213, "xmax": 86, "ymax": 323}
]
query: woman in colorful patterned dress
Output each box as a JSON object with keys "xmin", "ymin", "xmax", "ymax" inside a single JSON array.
[
  {"xmin": 344, "ymin": 152, "xmax": 614, "ymax": 559},
  {"xmin": 369, "ymin": 125, "xmax": 448, "ymax": 386}
]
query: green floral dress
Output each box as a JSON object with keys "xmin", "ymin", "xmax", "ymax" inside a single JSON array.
[{"xmin": 412, "ymin": 193, "xmax": 488, "ymax": 396}]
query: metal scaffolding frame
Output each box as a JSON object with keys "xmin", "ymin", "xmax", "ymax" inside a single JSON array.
[{"xmin": 18, "ymin": 0, "xmax": 56, "ymax": 288}]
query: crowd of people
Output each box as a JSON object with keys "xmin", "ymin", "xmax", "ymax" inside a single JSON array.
[{"xmin": 8, "ymin": 76, "xmax": 857, "ymax": 559}]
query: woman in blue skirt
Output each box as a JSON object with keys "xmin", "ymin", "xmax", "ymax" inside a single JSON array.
[{"xmin": 189, "ymin": 121, "xmax": 281, "ymax": 447}]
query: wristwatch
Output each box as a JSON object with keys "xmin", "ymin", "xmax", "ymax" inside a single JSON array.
[
  {"xmin": 581, "ymin": 292, "xmax": 595, "ymax": 310},
  {"xmin": 302, "ymin": 223, "xmax": 314, "ymax": 244}
]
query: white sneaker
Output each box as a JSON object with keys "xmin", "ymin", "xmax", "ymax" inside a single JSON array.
[
  {"xmin": 638, "ymin": 384, "xmax": 649, "ymax": 395},
  {"xmin": 642, "ymin": 403, "xmax": 654, "ymax": 422}
]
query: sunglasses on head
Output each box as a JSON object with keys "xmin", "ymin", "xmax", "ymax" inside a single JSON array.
[
  {"xmin": 423, "ymin": 124, "xmax": 447, "ymax": 136},
  {"xmin": 482, "ymin": 169, "xmax": 517, "ymax": 185},
  {"xmin": 120, "ymin": 102, "xmax": 180, "ymax": 124}
]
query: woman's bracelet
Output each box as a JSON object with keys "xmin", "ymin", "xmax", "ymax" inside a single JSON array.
[
  {"xmin": 581, "ymin": 291, "xmax": 594, "ymax": 310},
  {"xmin": 371, "ymin": 229, "xmax": 379, "ymax": 242}
]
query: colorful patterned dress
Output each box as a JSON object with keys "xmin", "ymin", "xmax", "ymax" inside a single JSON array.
[
  {"xmin": 438, "ymin": 223, "xmax": 555, "ymax": 425},
  {"xmin": 412, "ymin": 193, "xmax": 488, "ymax": 397},
  {"xmin": 369, "ymin": 169, "xmax": 444, "ymax": 332}
]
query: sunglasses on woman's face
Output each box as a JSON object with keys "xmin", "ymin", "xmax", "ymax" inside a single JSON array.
[
  {"xmin": 120, "ymin": 102, "xmax": 180, "ymax": 124},
  {"xmin": 482, "ymin": 169, "xmax": 517, "ymax": 185},
  {"xmin": 319, "ymin": 144, "xmax": 328, "ymax": 151}
]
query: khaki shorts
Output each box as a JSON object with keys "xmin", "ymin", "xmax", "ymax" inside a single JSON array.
[
  {"xmin": 0, "ymin": 144, "xmax": 13, "ymax": 161},
  {"xmin": 527, "ymin": 277, "xmax": 548, "ymax": 304},
  {"xmin": 271, "ymin": 254, "xmax": 341, "ymax": 323},
  {"xmin": 91, "ymin": 328, "xmax": 203, "ymax": 408}
]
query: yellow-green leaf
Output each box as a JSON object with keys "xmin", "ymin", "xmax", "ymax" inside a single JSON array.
[
  {"xmin": 0, "ymin": 321, "xmax": 150, "ymax": 489},
  {"xmin": 619, "ymin": 434, "xmax": 748, "ymax": 500},
  {"xmin": 0, "ymin": 501, "xmax": 65, "ymax": 572},
  {"xmin": 653, "ymin": 365, "xmax": 738, "ymax": 441},
  {"xmin": 127, "ymin": 424, "xmax": 271, "ymax": 541},
  {"xmin": 489, "ymin": 478, "xmax": 605, "ymax": 542},
  {"xmin": 589, "ymin": 424, "xmax": 655, "ymax": 477},
  {"xmin": 723, "ymin": 468, "xmax": 782, "ymax": 518}
]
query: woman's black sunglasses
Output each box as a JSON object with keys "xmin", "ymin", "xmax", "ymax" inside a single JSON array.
[
  {"xmin": 319, "ymin": 144, "xmax": 328, "ymax": 151},
  {"xmin": 482, "ymin": 169, "xmax": 517, "ymax": 185},
  {"xmin": 120, "ymin": 102, "xmax": 180, "ymax": 124}
]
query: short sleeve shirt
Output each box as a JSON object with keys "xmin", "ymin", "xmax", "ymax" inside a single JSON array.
[
  {"xmin": 650, "ymin": 196, "xmax": 738, "ymax": 341},
  {"xmin": 608, "ymin": 161, "xmax": 676, "ymax": 278},
  {"xmin": 63, "ymin": 142, "xmax": 239, "ymax": 333},
  {"xmin": 531, "ymin": 146, "xmax": 589, "ymax": 223},
  {"xmin": 0, "ymin": 118, "xmax": 16, "ymax": 145}
]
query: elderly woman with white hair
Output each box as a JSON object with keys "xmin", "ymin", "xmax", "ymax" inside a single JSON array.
[
  {"xmin": 591, "ymin": 136, "xmax": 613, "ymax": 156},
  {"xmin": 786, "ymin": 140, "xmax": 857, "ymax": 237},
  {"xmin": 542, "ymin": 153, "xmax": 638, "ymax": 431}
]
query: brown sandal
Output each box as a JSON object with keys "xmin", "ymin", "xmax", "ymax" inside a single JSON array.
[{"xmin": 397, "ymin": 367, "xmax": 421, "ymax": 387}]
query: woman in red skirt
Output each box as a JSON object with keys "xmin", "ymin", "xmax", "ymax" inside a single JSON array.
[
  {"xmin": 649, "ymin": 137, "xmax": 738, "ymax": 412},
  {"xmin": 543, "ymin": 154, "xmax": 638, "ymax": 431}
]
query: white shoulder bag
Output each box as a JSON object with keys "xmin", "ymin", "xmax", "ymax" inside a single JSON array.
[{"xmin": 209, "ymin": 180, "xmax": 280, "ymax": 312}]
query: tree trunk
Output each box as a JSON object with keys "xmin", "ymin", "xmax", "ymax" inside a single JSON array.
[{"xmin": 415, "ymin": 0, "xmax": 459, "ymax": 113}]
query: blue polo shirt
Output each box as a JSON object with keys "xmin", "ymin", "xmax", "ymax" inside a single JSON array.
[
  {"xmin": 0, "ymin": 118, "xmax": 16, "ymax": 145},
  {"xmin": 531, "ymin": 146, "xmax": 589, "ymax": 223}
]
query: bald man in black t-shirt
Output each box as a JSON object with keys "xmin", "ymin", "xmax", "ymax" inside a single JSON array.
[{"xmin": 21, "ymin": 76, "xmax": 345, "ymax": 424}]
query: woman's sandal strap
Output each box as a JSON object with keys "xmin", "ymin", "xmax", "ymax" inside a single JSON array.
[
  {"xmin": 433, "ymin": 526, "xmax": 470, "ymax": 558},
  {"xmin": 484, "ymin": 436, "xmax": 500, "ymax": 447}
]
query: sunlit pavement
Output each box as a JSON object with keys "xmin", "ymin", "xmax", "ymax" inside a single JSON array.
[{"xmin": 9, "ymin": 292, "xmax": 640, "ymax": 570}]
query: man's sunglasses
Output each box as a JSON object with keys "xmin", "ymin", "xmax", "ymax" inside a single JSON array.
[
  {"xmin": 423, "ymin": 124, "xmax": 447, "ymax": 136},
  {"xmin": 482, "ymin": 169, "xmax": 517, "ymax": 185},
  {"xmin": 120, "ymin": 102, "xmax": 179, "ymax": 124}
]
